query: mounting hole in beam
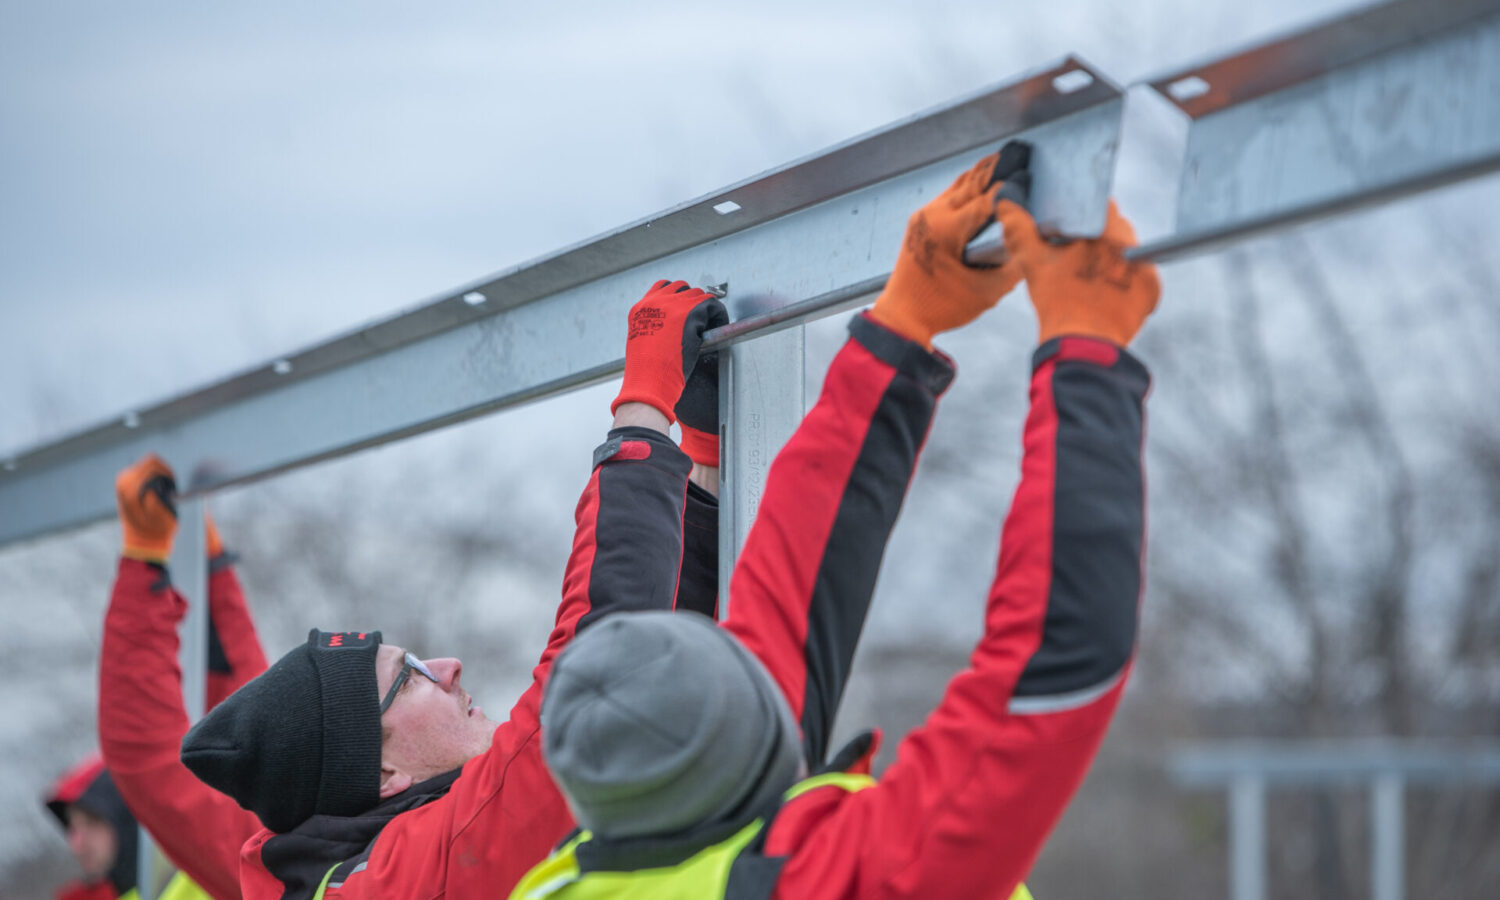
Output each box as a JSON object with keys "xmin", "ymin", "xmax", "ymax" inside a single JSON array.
[
  {"xmin": 1052, "ymin": 70, "xmax": 1094, "ymax": 94},
  {"xmin": 1168, "ymin": 75, "xmax": 1211, "ymax": 101},
  {"xmin": 123, "ymin": 412, "xmax": 141, "ymax": 429},
  {"xmin": 272, "ymin": 359, "xmax": 293, "ymax": 375},
  {"xmin": 713, "ymin": 200, "xmax": 742, "ymax": 215},
  {"xmin": 462, "ymin": 291, "xmax": 487, "ymax": 306}
]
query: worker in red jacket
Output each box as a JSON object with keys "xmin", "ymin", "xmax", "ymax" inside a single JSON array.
[
  {"xmin": 99, "ymin": 462, "xmax": 271, "ymax": 900},
  {"xmin": 510, "ymin": 142, "xmax": 1161, "ymax": 899},
  {"xmin": 43, "ymin": 755, "xmax": 208, "ymax": 900},
  {"xmin": 161, "ymin": 279, "xmax": 727, "ymax": 900},
  {"xmin": 45, "ymin": 756, "xmax": 139, "ymax": 900},
  {"xmin": 99, "ymin": 369, "xmax": 724, "ymax": 900}
]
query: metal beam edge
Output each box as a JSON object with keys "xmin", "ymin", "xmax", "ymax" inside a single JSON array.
[
  {"xmin": 0, "ymin": 71, "xmax": 1124, "ymax": 547},
  {"xmin": 1145, "ymin": 0, "xmax": 1500, "ymax": 117},
  {"xmin": 1, "ymin": 56, "xmax": 1116, "ymax": 473}
]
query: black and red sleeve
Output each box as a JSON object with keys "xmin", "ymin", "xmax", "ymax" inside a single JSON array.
[
  {"xmin": 535, "ymin": 426, "xmax": 694, "ymax": 674},
  {"xmin": 674, "ymin": 481, "xmax": 719, "ymax": 619},
  {"xmin": 724, "ymin": 313, "xmax": 953, "ymax": 766},
  {"xmin": 774, "ymin": 335, "xmax": 1150, "ymax": 898},
  {"xmin": 204, "ymin": 553, "xmax": 270, "ymax": 710}
]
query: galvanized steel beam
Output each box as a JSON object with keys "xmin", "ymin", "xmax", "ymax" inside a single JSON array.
[
  {"xmin": 1134, "ymin": 0, "xmax": 1500, "ymax": 262},
  {"xmin": 0, "ymin": 57, "xmax": 1121, "ymax": 548}
]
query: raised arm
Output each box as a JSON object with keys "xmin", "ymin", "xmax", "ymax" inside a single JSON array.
[
  {"xmin": 721, "ymin": 314, "xmax": 955, "ymax": 765},
  {"xmin": 203, "ymin": 518, "xmax": 269, "ymax": 709},
  {"xmin": 773, "ymin": 199, "xmax": 1160, "ymax": 898},
  {"xmin": 723, "ymin": 146, "xmax": 1031, "ymax": 765},
  {"xmin": 99, "ymin": 456, "xmax": 263, "ymax": 900},
  {"xmin": 529, "ymin": 279, "xmax": 728, "ymax": 679}
]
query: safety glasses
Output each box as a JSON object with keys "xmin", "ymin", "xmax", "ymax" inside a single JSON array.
[{"xmin": 379, "ymin": 651, "xmax": 439, "ymax": 714}]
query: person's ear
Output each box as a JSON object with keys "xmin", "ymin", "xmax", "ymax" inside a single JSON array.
[{"xmin": 379, "ymin": 763, "xmax": 412, "ymax": 800}]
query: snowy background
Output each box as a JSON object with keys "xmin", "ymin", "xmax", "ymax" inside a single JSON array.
[{"xmin": 3, "ymin": 1, "xmax": 1498, "ymax": 897}]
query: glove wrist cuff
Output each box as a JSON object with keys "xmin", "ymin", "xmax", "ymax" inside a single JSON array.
[
  {"xmin": 122, "ymin": 540, "xmax": 173, "ymax": 565},
  {"xmin": 868, "ymin": 295, "xmax": 936, "ymax": 350},
  {"xmin": 678, "ymin": 424, "xmax": 719, "ymax": 468}
]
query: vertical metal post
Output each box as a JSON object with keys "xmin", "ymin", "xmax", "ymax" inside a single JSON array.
[
  {"xmin": 1229, "ymin": 775, "xmax": 1267, "ymax": 900},
  {"xmin": 137, "ymin": 498, "xmax": 209, "ymax": 900},
  {"xmin": 718, "ymin": 327, "xmax": 806, "ymax": 614},
  {"xmin": 1372, "ymin": 773, "xmax": 1405, "ymax": 900},
  {"xmin": 173, "ymin": 498, "xmax": 209, "ymax": 724}
]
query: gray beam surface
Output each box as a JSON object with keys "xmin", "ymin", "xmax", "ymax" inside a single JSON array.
[
  {"xmin": 0, "ymin": 57, "xmax": 1121, "ymax": 549},
  {"xmin": 1134, "ymin": 0, "xmax": 1500, "ymax": 262}
]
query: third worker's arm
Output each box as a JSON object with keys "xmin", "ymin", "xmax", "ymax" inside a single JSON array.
[
  {"xmin": 203, "ymin": 516, "xmax": 270, "ymax": 709},
  {"xmin": 99, "ymin": 457, "xmax": 266, "ymax": 900},
  {"xmin": 770, "ymin": 199, "xmax": 1160, "ymax": 899},
  {"xmin": 723, "ymin": 148, "xmax": 1031, "ymax": 766}
]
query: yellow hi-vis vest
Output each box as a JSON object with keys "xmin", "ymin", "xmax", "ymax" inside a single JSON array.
[
  {"xmin": 118, "ymin": 871, "xmax": 211, "ymax": 900},
  {"xmin": 509, "ymin": 772, "xmax": 1035, "ymax": 900}
]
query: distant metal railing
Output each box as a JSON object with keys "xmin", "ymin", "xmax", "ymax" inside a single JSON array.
[{"xmin": 1170, "ymin": 741, "xmax": 1500, "ymax": 900}]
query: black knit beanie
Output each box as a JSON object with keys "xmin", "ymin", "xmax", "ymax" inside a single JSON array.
[{"xmin": 180, "ymin": 629, "xmax": 384, "ymax": 833}]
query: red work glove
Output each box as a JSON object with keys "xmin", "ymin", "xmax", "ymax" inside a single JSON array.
[
  {"xmin": 870, "ymin": 140, "xmax": 1031, "ymax": 348},
  {"xmin": 612, "ymin": 279, "xmax": 729, "ymax": 424},
  {"xmin": 996, "ymin": 198, "xmax": 1160, "ymax": 347},
  {"xmin": 115, "ymin": 454, "xmax": 178, "ymax": 563}
]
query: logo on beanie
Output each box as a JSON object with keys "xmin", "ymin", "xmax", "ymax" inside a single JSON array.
[{"xmin": 319, "ymin": 631, "xmax": 375, "ymax": 650}]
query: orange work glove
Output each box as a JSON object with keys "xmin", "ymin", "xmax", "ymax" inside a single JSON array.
[
  {"xmin": 204, "ymin": 511, "xmax": 225, "ymax": 559},
  {"xmin": 115, "ymin": 453, "xmax": 178, "ymax": 563},
  {"xmin": 870, "ymin": 140, "xmax": 1032, "ymax": 348},
  {"xmin": 996, "ymin": 198, "xmax": 1160, "ymax": 347}
]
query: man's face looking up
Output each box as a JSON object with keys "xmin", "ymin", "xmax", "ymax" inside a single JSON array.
[{"xmin": 375, "ymin": 643, "xmax": 497, "ymax": 799}]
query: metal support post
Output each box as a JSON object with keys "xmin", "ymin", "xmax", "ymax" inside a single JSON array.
[
  {"xmin": 136, "ymin": 498, "xmax": 209, "ymax": 900},
  {"xmin": 1229, "ymin": 775, "xmax": 1267, "ymax": 900},
  {"xmin": 174, "ymin": 498, "xmax": 209, "ymax": 723},
  {"xmin": 1372, "ymin": 773, "xmax": 1405, "ymax": 900},
  {"xmin": 717, "ymin": 327, "xmax": 805, "ymax": 613}
]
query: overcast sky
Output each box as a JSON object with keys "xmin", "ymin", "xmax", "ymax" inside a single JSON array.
[{"xmin": 0, "ymin": 0, "xmax": 1367, "ymax": 457}]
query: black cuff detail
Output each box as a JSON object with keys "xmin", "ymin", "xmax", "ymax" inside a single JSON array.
[
  {"xmin": 684, "ymin": 480, "xmax": 718, "ymax": 516},
  {"xmin": 207, "ymin": 617, "xmax": 231, "ymax": 674},
  {"xmin": 147, "ymin": 562, "xmax": 172, "ymax": 593},
  {"xmin": 816, "ymin": 730, "xmax": 876, "ymax": 775},
  {"xmin": 208, "ymin": 551, "xmax": 239, "ymax": 574},
  {"xmin": 591, "ymin": 427, "xmax": 690, "ymax": 473},
  {"xmin": 1032, "ymin": 336, "xmax": 1150, "ymax": 387},
  {"xmin": 848, "ymin": 313, "xmax": 956, "ymax": 396}
]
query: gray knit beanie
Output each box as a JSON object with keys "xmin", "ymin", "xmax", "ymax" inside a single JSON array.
[{"xmin": 541, "ymin": 612, "xmax": 800, "ymax": 839}]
